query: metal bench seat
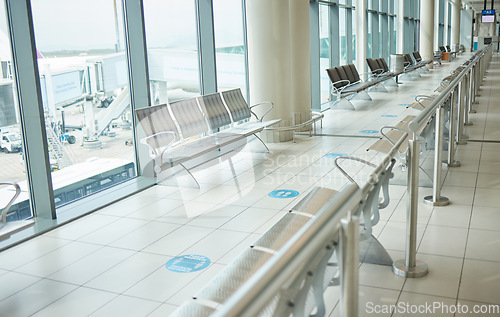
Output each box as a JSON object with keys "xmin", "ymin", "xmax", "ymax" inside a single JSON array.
[
  {"xmin": 193, "ymin": 248, "xmax": 273, "ymax": 304},
  {"xmin": 326, "ymin": 64, "xmax": 385, "ymax": 110},
  {"xmin": 0, "ymin": 182, "xmax": 34, "ymax": 242},
  {"xmin": 412, "ymin": 51, "xmax": 432, "ymax": 66},
  {"xmin": 136, "ymin": 89, "xmax": 279, "ymax": 187},
  {"xmin": 220, "ymin": 88, "xmax": 281, "ymax": 130}
]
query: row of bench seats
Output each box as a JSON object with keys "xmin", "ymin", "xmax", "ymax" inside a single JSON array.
[
  {"xmin": 135, "ymin": 88, "xmax": 280, "ymax": 187},
  {"xmin": 326, "ymin": 64, "xmax": 387, "ymax": 109},
  {"xmin": 171, "ymin": 160, "xmax": 396, "ymax": 316},
  {"xmin": 327, "ymin": 51, "xmax": 432, "ymax": 110}
]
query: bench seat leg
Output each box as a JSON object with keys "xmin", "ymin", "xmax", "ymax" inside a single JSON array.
[
  {"xmin": 179, "ymin": 163, "xmax": 201, "ymax": 189},
  {"xmin": 383, "ymin": 77, "xmax": 398, "ymax": 87},
  {"xmin": 330, "ymin": 97, "xmax": 355, "ymax": 110},
  {"xmin": 368, "ymin": 83, "xmax": 388, "ymax": 93},
  {"xmin": 351, "ymin": 90, "xmax": 372, "ymax": 101},
  {"xmin": 253, "ymin": 133, "xmax": 270, "ymax": 152}
]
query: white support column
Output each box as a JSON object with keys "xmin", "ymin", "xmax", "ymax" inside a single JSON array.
[
  {"xmin": 451, "ymin": 0, "xmax": 461, "ymax": 47},
  {"xmin": 420, "ymin": 0, "xmax": 435, "ymax": 69},
  {"xmin": 397, "ymin": 0, "xmax": 405, "ymax": 54},
  {"xmin": 289, "ymin": 0, "xmax": 312, "ymax": 127},
  {"xmin": 444, "ymin": 0, "xmax": 450, "ymax": 45},
  {"xmin": 356, "ymin": 0, "xmax": 367, "ymax": 76},
  {"xmin": 434, "ymin": 0, "xmax": 439, "ymax": 50},
  {"xmin": 246, "ymin": 0, "xmax": 312, "ymax": 142}
]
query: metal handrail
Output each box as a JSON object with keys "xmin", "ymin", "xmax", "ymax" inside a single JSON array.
[
  {"xmin": 408, "ymin": 47, "xmax": 489, "ymax": 133},
  {"xmin": 212, "ymin": 183, "xmax": 362, "ymax": 317},
  {"xmin": 212, "ymin": 127, "xmax": 409, "ymax": 317}
]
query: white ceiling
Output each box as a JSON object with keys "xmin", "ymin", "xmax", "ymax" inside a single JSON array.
[{"xmin": 462, "ymin": 0, "xmax": 498, "ymax": 14}]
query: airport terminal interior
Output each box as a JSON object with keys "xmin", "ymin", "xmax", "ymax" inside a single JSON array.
[{"xmin": 1, "ymin": 0, "xmax": 500, "ymax": 316}]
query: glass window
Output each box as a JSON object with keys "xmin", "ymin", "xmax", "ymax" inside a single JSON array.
[
  {"xmin": 352, "ymin": 8, "xmax": 356, "ymax": 62},
  {"xmin": 339, "ymin": 7, "xmax": 347, "ymax": 65},
  {"xmin": 213, "ymin": 0, "xmax": 246, "ymax": 94},
  {"xmin": 319, "ymin": 4, "xmax": 331, "ymax": 105},
  {"xmin": 31, "ymin": 0, "xmax": 136, "ymax": 210},
  {"xmin": 144, "ymin": 0, "xmax": 201, "ymax": 104},
  {"xmin": 0, "ymin": 7, "xmax": 32, "ymax": 221}
]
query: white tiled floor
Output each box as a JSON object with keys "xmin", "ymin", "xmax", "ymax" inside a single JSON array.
[{"xmin": 2, "ymin": 53, "xmax": 500, "ymax": 316}]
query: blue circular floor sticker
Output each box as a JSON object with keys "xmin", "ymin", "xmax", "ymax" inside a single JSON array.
[
  {"xmin": 268, "ymin": 190, "xmax": 300, "ymax": 199},
  {"xmin": 324, "ymin": 153, "xmax": 348, "ymax": 158},
  {"xmin": 398, "ymin": 103, "xmax": 410, "ymax": 107},
  {"xmin": 360, "ymin": 130, "xmax": 378, "ymax": 134},
  {"xmin": 166, "ymin": 255, "xmax": 211, "ymax": 273},
  {"xmin": 381, "ymin": 115, "xmax": 397, "ymax": 118}
]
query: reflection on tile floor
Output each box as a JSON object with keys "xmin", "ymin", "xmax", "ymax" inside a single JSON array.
[{"xmin": 1, "ymin": 53, "xmax": 500, "ymax": 316}]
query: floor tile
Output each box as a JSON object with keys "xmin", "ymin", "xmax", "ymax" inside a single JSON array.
[
  {"xmin": 0, "ymin": 279, "xmax": 77, "ymax": 317},
  {"xmin": 392, "ymin": 292, "xmax": 456, "ymax": 317},
  {"xmin": 108, "ymin": 221, "xmax": 181, "ymax": 251},
  {"xmin": 474, "ymin": 188, "xmax": 500, "ymax": 208},
  {"xmin": 15, "ymin": 241, "xmax": 101, "ymax": 277},
  {"xmin": 459, "ymin": 259, "xmax": 500, "ymax": 304},
  {"xmin": 403, "ymin": 253, "xmax": 463, "ymax": 298},
  {"xmin": 32, "ymin": 287, "xmax": 117, "ymax": 317},
  {"xmin": 470, "ymin": 205, "xmax": 500, "ymax": 231},
  {"xmin": 427, "ymin": 204, "xmax": 472, "ymax": 228},
  {"xmin": 90, "ymin": 294, "xmax": 162, "ymax": 317},
  {"xmin": 142, "ymin": 225, "xmax": 214, "ymax": 257},
  {"xmin": 418, "ymin": 225, "xmax": 468, "ymax": 258},
  {"xmin": 465, "ymin": 229, "xmax": 500, "ymax": 262},
  {"xmin": 47, "ymin": 246, "xmax": 136, "ymax": 285},
  {"xmin": 84, "ymin": 252, "xmax": 169, "ymax": 293}
]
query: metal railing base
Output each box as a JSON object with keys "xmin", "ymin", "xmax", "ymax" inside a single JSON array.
[
  {"xmin": 392, "ymin": 260, "xmax": 428, "ymax": 278},
  {"xmin": 456, "ymin": 140, "xmax": 468, "ymax": 145},
  {"xmin": 423, "ymin": 195, "xmax": 450, "ymax": 206},
  {"xmin": 464, "ymin": 122, "xmax": 473, "ymax": 126},
  {"xmin": 446, "ymin": 160, "xmax": 461, "ymax": 167}
]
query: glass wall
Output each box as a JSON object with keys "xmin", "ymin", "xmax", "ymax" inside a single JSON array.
[
  {"xmin": 319, "ymin": 4, "xmax": 331, "ymax": 105},
  {"xmin": 213, "ymin": 0, "xmax": 246, "ymax": 94},
  {"xmin": 31, "ymin": 0, "xmax": 136, "ymax": 211},
  {"xmin": 143, "ymin": 0, "xmax": 201, "ymax": 104},
  {"xmin": 0, "ymin": 6, "xmax": 31, "ymax": 221}
]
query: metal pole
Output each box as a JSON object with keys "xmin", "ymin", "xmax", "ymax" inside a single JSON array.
[
  {"xmin": 464, "ymin": 70, "xmax": 473, "ymax": 126},
  {"xmin": 340, "ymin": 216, "xmax": 359, "ymax": 317},
  {"xmin": 457, "ymin": 76, "xmax": 467, "ymax": 145},
  {"xmin": 424, "ymin": 105, "xmax": 450, "ymax": 206},
  {"xmin": 447, "ymin": 88, "xmax": 460, "ymax": 167},
  {"xmin": 393, "ymin": 137, "xmax": 428, "ymax": 278}
]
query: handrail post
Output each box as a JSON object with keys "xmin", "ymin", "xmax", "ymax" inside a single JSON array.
[
  {"xmin": 393, "ymin": 137, "xmax": 428, "ymax": 278},
  {"xmin": 447, "ymin": 87, "xmax": 460, "ymax": 167},
  {"xmin": 464, "ymin": 69, "xmax": 473, "ymax": 126},
  {"xmin": 340, "ymin": 216, "xmax": 359, "ymax": 317},
  {"xmin": 457, "ymin": 75, "xmax": 467, "ymax": 145},
  {"xmin": 424, "ymin": 104, "xmax": 450, "ymax": 206},
  {"xmin": 470, "ymin": 63, "xmax": 478, "ymax": 113}
]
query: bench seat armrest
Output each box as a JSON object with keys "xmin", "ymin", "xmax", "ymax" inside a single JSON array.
[
  {"xmin": 249, "ymin": 101, "xmax": 274, "ymax": 122},
  {"xmin": 140, "ymin": 131, "xmax": 178, "ymax": 158},
  {"xmin": 330, "ymin": 79, "xmax": 351, "ymax": 94},
  {"xmin": 0, "ymin": 182, "xmax": 21, "ymax": 224}
]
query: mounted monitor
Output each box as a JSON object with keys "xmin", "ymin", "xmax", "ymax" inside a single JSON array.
[
  {"xmin": 482, "ymin": 15, "xmax": 495, "ymax": 23},
  {"xmin": 482, "ymin": 9, "xmax": 495, "ymax": 23}
]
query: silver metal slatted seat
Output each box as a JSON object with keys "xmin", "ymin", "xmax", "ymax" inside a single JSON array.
[
  {"xmin": 199, "ymin": 91, "xmax": 273, "ymax": 151},
  {"xmin": 135, "ymin": 103, "xmax": 219, "ymax": 186},
  {"xmin": 169, "ymin": 301, "xmax": 215, "ymax": 317},
  {"xmin": 0, "ymin": 182, "xmax": 34, "ymax": 242},
  {"xmin": 169, "ymin": 97, "xmax": 243, "ymax": 149},
  {"xmin": 220, "ymin": 88, "xmax": 281, "ymax": 133},
  {"xmin": 193, "ymin": 248, "xmax": 273, "ymax": 305},
  {"xmin": 187, "ymin": 187, "xmax": 342, "ymax": 316}
]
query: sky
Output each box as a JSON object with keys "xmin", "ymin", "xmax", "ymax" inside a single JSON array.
[{"xmin": 0, "ymin": 0, "xmax": 244, "ymax": 54}]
